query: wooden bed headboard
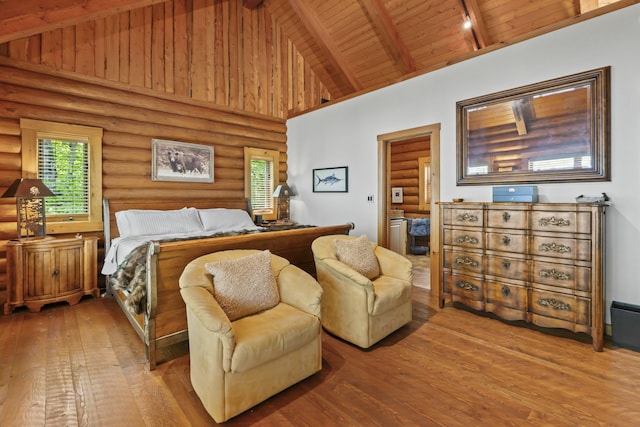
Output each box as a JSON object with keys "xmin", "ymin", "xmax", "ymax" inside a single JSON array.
[{"xmin": 103, "ymin": 198, "xmax": 250, "ymax": 242}]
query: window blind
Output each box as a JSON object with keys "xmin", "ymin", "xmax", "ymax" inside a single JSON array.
[
  {"xmin": 250, "ymin": 158, "xmax": 274, "ymax": 211},
  {"xmin": 38, "ymin": 138, "xmax": 89, "ymax": 215}
]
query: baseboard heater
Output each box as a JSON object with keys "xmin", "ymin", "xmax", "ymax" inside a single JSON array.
[{"xmin": 611, "ymin": 301, "xmax": 640, "ymax": 352}]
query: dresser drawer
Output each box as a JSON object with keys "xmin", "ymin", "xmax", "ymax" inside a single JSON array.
[
  {"xmin": 532, "ymin": 261, "xmax": 591, "ymax": 292},
  {"xmin": 446, "ymin": 273, "xmax": 484, "ymax": 310},
  {"xmin": 445, "ymin": 228, "xmax": 484, "ymax": 249},
  {"xmin": 447, "ymin": 208, "xmax": 484, "ymax": 227},
  {"xmin": 530, "ymin": 289, "xmax": 590, "ymax": 326},
  {"xmin": 531, "ymin": 210, "xmax": 592, "ymax": 234},
  {"xmin": 486, "ymin": 255, "xmax": 528, "ymax": 280},
  {"xmin": 445, "ymin": 249, "xmax": 483, "ymax": 274},
  {"xmin": 487, "ymin": 209, "xmax": 528, "ymax": 229},
  {"xmin": 486, "ymin": 281, "xmax": 527, "ymax": 313},
  {"xmin": 487, "ymin": 231, "xmax": 527, "ymax": 253},
  {"xmin": 531, "ymin": 235, "xmax": 591, "ymax": 261}
]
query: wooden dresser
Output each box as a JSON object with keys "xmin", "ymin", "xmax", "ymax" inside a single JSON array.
[
  {"xmin": 439, "ymin": 202, "xmax": 606, "ymax": 351},
  {"xmin": 4, "ymin": 236, "xmax": 99, "ymax": 315}
]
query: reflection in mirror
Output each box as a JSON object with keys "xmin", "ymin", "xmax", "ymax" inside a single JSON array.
[{"xmin": 457, "ymin": 67, "xmax": 610, "ymax": 185}]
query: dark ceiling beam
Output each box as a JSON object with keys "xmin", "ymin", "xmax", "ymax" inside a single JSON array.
[
  {"xmin": 287, "ymin": 0, "xmax": 361, "ymax": 92},
  {"xmin": 243, "ymin": 0, "xmax": 264, "ymax": 10},
  {"xmin": 359, "ymin": 0, "xmax": 415, "ymax": 74},
  {"xmin": 0, "ymin": 0, "xmax": 167, "ymax": 44},
  {"xmin": 460, "ymin": 0, "xmax": 490, "ymax": 50}
]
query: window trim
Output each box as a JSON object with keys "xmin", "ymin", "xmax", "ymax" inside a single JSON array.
[
  {"xmin": 244, "ymin": 147, "xmax": 280, "ymax": 221},
  {"xmin": 20, "ymin": 119, "xmax": 103, "ymax": 234}
]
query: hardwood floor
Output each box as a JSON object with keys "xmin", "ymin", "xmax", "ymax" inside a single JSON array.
[{"xmin": 2, "ymin": 287, "xmax": 640, "ymax": 426}]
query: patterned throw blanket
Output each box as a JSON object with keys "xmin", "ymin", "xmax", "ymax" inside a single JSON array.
[{"xmin": 109, "ymin": 226, "xmax": 312, "ymax": 315}]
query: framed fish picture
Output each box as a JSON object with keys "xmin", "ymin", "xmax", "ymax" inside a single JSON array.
[{"xmin": 313, "ymin": 166, "xmax": 348, "ymax": 193}]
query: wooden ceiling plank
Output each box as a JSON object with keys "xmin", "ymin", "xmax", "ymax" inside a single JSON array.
[
  {"xmin": 243, "ymin": 0, "xmax": 264, "ymax": 10},
  {"xmin": 359, "ymin": 0, "xmax": 416, "ymax": 74},
  {"xmin": 0, "ymin": 0, "xmax": 167, "ymax": 44},
  {"xmin": 287, "ymin": 0, "xmax": 361, "ymax": 91}
]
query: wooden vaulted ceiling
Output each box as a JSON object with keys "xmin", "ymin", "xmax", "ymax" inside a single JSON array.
[{"xmin": 0, "ymin": 0, "xmax": 634, "ymax": 116}]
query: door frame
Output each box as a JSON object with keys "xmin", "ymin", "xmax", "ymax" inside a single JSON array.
[{"xmin": 377, "ymin": 123, "xmax": 441, "ymax": 295}]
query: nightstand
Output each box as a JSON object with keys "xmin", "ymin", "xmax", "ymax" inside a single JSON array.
[{"xmin": 4, "ymin": 235, "xmax": 99, "ymax": 315}]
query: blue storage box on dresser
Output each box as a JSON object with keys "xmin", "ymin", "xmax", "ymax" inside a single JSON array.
[{"xmin": 492, "ymin": 185, "xmax": 538, "ymax": 202}]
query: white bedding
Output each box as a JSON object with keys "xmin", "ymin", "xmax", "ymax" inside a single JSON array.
[{"xmin": 102, "ymin": 208, "xmax": 262, "ymax": 275}]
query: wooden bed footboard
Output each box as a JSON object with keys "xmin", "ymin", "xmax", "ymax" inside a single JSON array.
[{"xmin": 145, "ymin": 224, "xmax": 352, "ymax": 369}]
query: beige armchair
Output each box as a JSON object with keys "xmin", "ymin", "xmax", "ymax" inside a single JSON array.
[
  {"xmin": 312, "ymin": 235, "xmax": 413, "ymax": 348},
  {"xmin": 179, "ymin": 249, "xmax": 323, "ymax": 423}
]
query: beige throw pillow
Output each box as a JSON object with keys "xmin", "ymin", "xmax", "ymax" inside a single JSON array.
[
  {"xmin": 205, "ymin": 250, "xmax": 280, "ymax": 321},
  {"xmin": 334, "ymin": 235, "xmax": 380, "ymax": 280}
]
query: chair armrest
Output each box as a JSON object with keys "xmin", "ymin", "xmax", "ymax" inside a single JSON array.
[
  {"xmin": 180, "ymin": 286, "xmax": 236, "ymax": 372},
  {"xmin": 375, "ymin": 246, "xmax": 413, "ymax": 282},
  {"xmin": 277, "ymin": 264, "xmax": 323, "ymax": 317},
  {"xmin": 180, "ymin": 287, "xmax": 234, "ymax": 340},
  {"xmin": 323, "ymin": 258, "xmax": 374, "ymax": 288},
  {"xmin": 317, "ymin": 258, "xmax": 375, "ymax": 313}
]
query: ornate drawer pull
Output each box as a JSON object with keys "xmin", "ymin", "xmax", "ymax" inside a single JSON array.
[
  {"xmin": 539, "ymin": 269, "xmax": 571, "ymax": 281},
  {"xmin": 538, "ymin": 216, "xmax": 571, "ymax": 227},
  {"xmin": 501, "ymin": 260, "xmax": 511, "ymax": 269},
  {"xmin": 539, "ymin": 242, "xmax": 571, "ymax": 254},
  {"xmin": 538, "ymin": 298, "xmax": 571, "ymax": 311},
  {"xmin": 455, "ymin": 235, "xmax": 479, "ymax": 244},
  {"xmin": 502, "ymin": 212, "xmax": 511, "ymax": 222},
  {"xmin": 456, "ymin": 281, "xmax": 479, "ymax": 292},
  {"xmin": 502, "ymin": 235, "xmax": 511, "ymax": 245},
  {"xmin": 456, "ymin": 212, "xmax": 479, "ymax": 223},
  {"xmin": 501, "ymin": 285, "xmax": 510, "ymax": 296},
  {"xmin": 455, "ymin": 256, "xmax": 478, "ymax": 267}
]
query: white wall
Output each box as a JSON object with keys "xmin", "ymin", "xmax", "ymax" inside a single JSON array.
[{"xmin": 287, "ymin": 5, "xmax": 640, "ymax": 310}]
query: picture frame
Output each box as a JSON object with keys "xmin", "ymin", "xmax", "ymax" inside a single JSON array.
[
  {"xmin": 313, "ymin": 166, "xmax": 348, "ymax": 193},
  {"xmin": 391, "ymin": 187, "xmax": 403, "ymax": 203},
  {"xmin": 151, "ymin": 139, "xmax": 214, "ymax": 183}
]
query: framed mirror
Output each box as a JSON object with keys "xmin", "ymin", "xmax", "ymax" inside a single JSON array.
[{"xmin": 457, "ymin": 67, "xmax": 610, "ymax": 185}]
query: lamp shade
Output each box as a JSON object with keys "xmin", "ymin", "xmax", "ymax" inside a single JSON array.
[
  {"xmin": 1, "ymin": 178, "xmax": 55, "ymax": 198},
  {"xmin": 2, "ymin": 178, "xmax": 56, "ymax": 240},
  {"xmin": 272, "ymin": 184, "xmax": 295, "ymax": 198}
]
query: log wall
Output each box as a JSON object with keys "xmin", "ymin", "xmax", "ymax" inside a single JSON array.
[
  {"xmin": 389, "ymin": 136, "xmax": 431, "ymax": 219},
  {"xmin": 0, "ymin": 57, "xmax": 288, "ymax": 296},
  {"xmin": 0, "ymin": 0, "xmax": 330, "ymax": 118}
]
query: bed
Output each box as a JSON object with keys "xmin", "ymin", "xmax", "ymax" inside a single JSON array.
[{"xmin": 102, "ymin": 198, "xmax": 353, "ymax": 369}]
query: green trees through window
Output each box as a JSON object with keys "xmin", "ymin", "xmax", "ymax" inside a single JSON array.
[{"xmin": 38, "ymin": 139, "xmax": 89, "ymax": 215}]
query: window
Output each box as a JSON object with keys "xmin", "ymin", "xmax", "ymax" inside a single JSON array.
[
  {"xmin": 244, "ymin": 147, "xmax": 280, "ymax": 220},
  {"xmin": 20, "ymin": 119, "xmax": 103, "ymax": 234}
]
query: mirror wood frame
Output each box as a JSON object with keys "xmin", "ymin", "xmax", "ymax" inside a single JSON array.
[{"xmin": 456, "ymin": 66, "xmax": 610, "ymax": 185}]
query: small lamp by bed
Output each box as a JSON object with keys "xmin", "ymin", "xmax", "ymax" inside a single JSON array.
[
  {"xmin": 273, "ymin": 183, "xmax": 295, "ymax": 223},
  {"xmin": 1, "ymin": 178, "xmax": 56, "ymax": 240}
]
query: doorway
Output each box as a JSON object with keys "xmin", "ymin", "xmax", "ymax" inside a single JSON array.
[{"xmin": 377, "ymin": 124, "xmax": 440, "ymax": 297}]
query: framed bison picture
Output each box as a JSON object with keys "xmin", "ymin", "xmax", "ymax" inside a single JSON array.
[{"xmin": 151, "ymin": 139, "xmax": 214, "ymax": 183}]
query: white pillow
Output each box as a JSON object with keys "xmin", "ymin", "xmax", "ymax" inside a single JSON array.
[
  {"xmin": 117, "ymin": 207, "xmax": 204, "ymax": 237},
  {"xmin": 198, "ymin": 208, "xmax": 260, "ymax": 233}
]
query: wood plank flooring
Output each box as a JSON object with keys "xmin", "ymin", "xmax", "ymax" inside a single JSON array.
[{"xmin": 2, "ymin": 286, "xmax": 640, "ymax": 426}]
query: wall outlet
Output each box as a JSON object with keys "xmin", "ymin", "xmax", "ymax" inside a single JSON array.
[{"xmin": 367, "ymin": 194, "xmax": 374, "ymax": 203}]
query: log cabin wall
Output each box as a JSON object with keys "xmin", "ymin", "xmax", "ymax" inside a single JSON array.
[
  {"xmin": 0, "ymin": 0, "xmax": 333, "ymax": 301},
  {"xmin": 0, "ymin": 0, "xmax": 331, "ymax": 118},
  {"xmin": 389, "ymin": 136, "xmax": 431, "ymax": 219},
  {"xmin": 0, "ymin": 55, "xmax": 287, "ymax": 297}
]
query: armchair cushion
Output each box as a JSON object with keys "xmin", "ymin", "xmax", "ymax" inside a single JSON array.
[
  {"xmin": 334, "ymin": 235, "xmax": 380, "ymax": 280},
  {"xmin": 205, "ymin": 250, "xmax": 279, "ymax": 321}
]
